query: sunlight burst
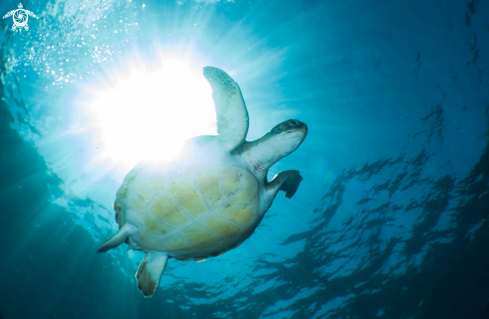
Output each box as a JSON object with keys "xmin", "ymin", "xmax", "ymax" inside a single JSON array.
[{"xmin": 88, "ymin": 58, "xmax": 217, "ymax": 170}]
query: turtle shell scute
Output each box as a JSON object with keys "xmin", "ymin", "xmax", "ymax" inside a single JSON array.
[{"xmin": 118, "ymin": 166, "xmax": 260, "ymax": 254}]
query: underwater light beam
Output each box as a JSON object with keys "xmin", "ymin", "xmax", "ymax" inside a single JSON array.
[{"xmin": 87, "ymin": 58, "xmax": 217, "ymax": 171}]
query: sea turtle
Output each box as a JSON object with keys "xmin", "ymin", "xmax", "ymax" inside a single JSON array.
[{"xmin": 97, "ymin": 66, "xmax": 308, "ymax": 297}]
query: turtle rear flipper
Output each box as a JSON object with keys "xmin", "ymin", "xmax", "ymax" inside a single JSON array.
[
  {"xmin": 96, "ymin": 224, "xmax": 136, "ymax": 253},
  {"xmin": 136, "ymin": 252, "xmax": 169, "ymax": 298}
]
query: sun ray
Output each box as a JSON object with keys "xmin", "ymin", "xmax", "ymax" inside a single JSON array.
[{"xmin": 86, "ymin": 56, "xmax": 217, "ymax": 171}]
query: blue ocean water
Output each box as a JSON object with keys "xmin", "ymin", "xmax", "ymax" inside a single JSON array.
[{"xmin": 1, "ymin": 0, "xmax": 488, "ymax": 318}]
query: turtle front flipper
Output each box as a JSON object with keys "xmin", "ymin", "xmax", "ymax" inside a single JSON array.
[
  {"xmin": 203, "ymin": 66, "xmax": 249, "ymax": 151},
  {"xmin": 136, "ymin": 252, "xmax": 169, "ymax": 298},
  {"xmin": 278, "ymin": 170, "xmax": 303, "ymax": 198},
  {"xmin": 265, "ymin": 170, "xmax": 303, "ymax": 199},
  {"xmin": 96, "ymin": 223, "xmax": 136, "ymax": 253}
]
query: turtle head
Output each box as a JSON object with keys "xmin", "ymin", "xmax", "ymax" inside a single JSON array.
[
  {"xmin": 268, "ymin": 119, "xmax": 308, "ymax": 157},
  {"xmin": 236, "ymin": 119, "xmax": 308, "ymax": 176}
]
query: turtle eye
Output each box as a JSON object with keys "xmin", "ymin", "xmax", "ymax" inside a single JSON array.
[
  {"xmin": 270, "ymin": 119, "xmax": 306, "ymax": 135},
  {"xmin": 270, "ymin": 124, "xmax": 285, "ymax": 134}
]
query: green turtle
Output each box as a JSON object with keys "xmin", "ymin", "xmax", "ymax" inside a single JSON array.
[{"xmin": 97, "ymin": 66, "xmax": 308, "ymax": 297}]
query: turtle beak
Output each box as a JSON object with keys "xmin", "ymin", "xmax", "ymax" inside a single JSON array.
[
  {"xmin": 286, "ymin": 119, "xmax": 308, "ymax": 139},
  {"xmin": 295, "ymin": 121, "xmax": 308, "ymax": 136}
]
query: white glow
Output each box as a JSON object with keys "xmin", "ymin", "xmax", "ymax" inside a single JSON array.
[{"xmin": 88, "ymin": 58, "xmax": 217, "ymax": 170}]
